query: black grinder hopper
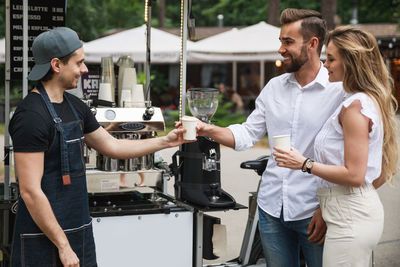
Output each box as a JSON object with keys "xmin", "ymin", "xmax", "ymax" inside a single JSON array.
[{"xmin": 172, "ymin": 88, "xmax": 236, "ymax": 208}]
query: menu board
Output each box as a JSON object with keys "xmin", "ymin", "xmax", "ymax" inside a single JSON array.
[{"xmin": 9, "ymin": 0, "xmax": 66, "ymax": 80}]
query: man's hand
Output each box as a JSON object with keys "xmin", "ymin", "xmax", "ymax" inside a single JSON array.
[
  {"xmin": 307, "ymin": 208, "xmax": 326, "ymax": 245},
  {"xmin": 58, "ymin": 245, "xmax": 79, "ymax": 267},
  {"xmin": 174, "ymin": 117, "xmax": 211, "ymax": 137},
  {"xmin": 175, "ymin": 116, "xmax": 236, "ymax": 148}
]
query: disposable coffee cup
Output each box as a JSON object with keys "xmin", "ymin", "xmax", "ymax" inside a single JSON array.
[
  {"xmin": 98, "ymin": 83, "xmax": 113, "ymax": 102},
  {"xmin": 131, "ymin": 84, "xmax": 145, "ymax": 108},
  {"xmin": 182, "ymin": 116, "xmax": 198, "ymax": 140},
  {"xmin": 272, "ymin": 134, "xmax": 291, "ymax": 152}
]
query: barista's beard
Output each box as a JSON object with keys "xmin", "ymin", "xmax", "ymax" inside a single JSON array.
[{"xmin": 284, "ymin": 45, "xmax": 309, "ymax": 73}]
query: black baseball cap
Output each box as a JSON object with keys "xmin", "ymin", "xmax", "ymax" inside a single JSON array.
[{"xmin": 28, "ymin": 27, "xmax": 83, "ymax": 81}]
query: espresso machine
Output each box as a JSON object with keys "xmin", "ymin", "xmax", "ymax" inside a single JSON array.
[{"xmin": 172, "ymin": 88, "xmax": 236, "ymax": 208}]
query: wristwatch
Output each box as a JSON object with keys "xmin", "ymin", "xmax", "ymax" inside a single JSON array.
[{"xmin": 305, "ymin": 159, "xmax": 314, "ymax": 174}]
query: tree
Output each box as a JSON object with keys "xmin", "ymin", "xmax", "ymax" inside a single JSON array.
[
  {"xmin": 158, "ymin": 0, "xmax": 166, "ymax": 28},
  {"xmin": 268, "ymin": 0, "xmax": 281, "ymax": 26},
  {"xmin": 321, "ymin": 0, "xmax": 337, "ymax": 29}
]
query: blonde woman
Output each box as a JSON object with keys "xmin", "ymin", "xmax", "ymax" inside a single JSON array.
[{"xmin": 274, "ymin": 26, "xmax": 398, "ymax": 266}]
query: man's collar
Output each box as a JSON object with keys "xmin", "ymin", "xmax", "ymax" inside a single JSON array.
[{"xmin": 285, "ymin": 62, "xmax": 329, "ymax": 89}]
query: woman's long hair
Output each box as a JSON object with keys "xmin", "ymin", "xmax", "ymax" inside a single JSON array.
[{"xmin": 327, "ymin": 26, "xmax": 398, "ymax": 184}]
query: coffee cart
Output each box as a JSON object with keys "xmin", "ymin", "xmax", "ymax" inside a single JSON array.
[{"xmin": 1, "ymin": 1, "xmax": 264, "ymax": 266}]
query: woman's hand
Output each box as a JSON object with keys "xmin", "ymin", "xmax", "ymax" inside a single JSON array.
[{"xmin": 273, "ymin": 147, "xmax": 307, "ymax": 170}]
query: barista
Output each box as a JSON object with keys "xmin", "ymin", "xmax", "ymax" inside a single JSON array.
[{"xmin": 9, "ymin": 27, "xmax": 190, "ymax": 267}]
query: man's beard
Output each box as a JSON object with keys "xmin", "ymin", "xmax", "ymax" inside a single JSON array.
[
  {"xmin": 284, "ymin": 45, "xmax": 309, "ymax": 73},
  {"xmin": 60, "ymin": 75, "xmax": 79, "ymax": 90}
]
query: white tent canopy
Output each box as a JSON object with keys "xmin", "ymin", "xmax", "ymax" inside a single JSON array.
[
  {"xmin": 84, "ymin": 25, "xmax": 194, "ymax": 64},
  {"xmin": 189, "ymin": 21, "xmax": 282, "ymax": 62}
]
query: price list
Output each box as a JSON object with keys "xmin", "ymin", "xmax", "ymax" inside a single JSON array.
[{"xmin": 9, "ymin": 0, "xmax": 66, "ymax": 80}]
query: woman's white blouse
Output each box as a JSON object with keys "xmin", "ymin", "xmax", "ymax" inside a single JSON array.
[{"xmin": 314, "ymin": 92, "xmax": 383, "ymax": 188}]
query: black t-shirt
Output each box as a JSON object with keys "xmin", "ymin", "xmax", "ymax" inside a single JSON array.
[{"xmin": 9, "ymin": 91, "xmax": 100, "ymax": 153}]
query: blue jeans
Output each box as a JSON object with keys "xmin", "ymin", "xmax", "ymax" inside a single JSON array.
[{"xmin": 258, "ymin": 206, "xmax": 323, "ymax": 267}]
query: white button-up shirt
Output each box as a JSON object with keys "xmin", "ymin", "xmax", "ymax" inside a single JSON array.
[{"xmin": 228, "ymin": 65, "xmax": 347, "ymax": 221}]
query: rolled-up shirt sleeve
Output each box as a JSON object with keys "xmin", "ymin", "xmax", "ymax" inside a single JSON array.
[{"xmin": 228, "ymin": 87, "xmax": 268, "ymax": 151}]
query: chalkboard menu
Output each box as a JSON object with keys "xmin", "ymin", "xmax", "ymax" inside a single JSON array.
[{"xmin": 9, "ymin": 0, "xmax": 66, "ymax": 80}]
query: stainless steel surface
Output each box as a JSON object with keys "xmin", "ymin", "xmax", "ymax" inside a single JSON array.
[
  {"xmin": 101, "ymin": 156, "xmax": 119, "ymax": 172},
  {"xmin": 95, "ymin": 107, "xmax": 165, "ymax": 132},
  {"xmin": 86, "ymin": 106, "xmax": 165, "ymax": 192},
  {"xmin": 86, "ymin": 169, "xmax": 163, "ymax": 193},
  {"xmin": 94, "ymin": 132, "xmax": 155, "ymax": 172}
]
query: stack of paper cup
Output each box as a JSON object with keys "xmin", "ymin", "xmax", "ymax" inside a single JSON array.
[
  {"xmin": 98, "ymin": 83, "xmax": 113, "ymax": 102},
  {"xmin": 120, "ymin": 68, "xmax": 137, "ymax": 107},
  {"xmin": 131, "ymin": 84, "xmax": 145, "ymax": 108},
  {"xmin": 120, "ymin": 89, "xmax": 133, "ymax": 107},
  {"xmin": 100, "ymin": 57, "xmax": 116, "ymax": 102},
  {"xmin": 117, "ymin": 56, "xmax": 134, "ymax": 104}
]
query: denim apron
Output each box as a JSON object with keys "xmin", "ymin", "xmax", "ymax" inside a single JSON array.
[{"xmin": 11, "ymin": 84, "xmax": 97, "ymax": 267}]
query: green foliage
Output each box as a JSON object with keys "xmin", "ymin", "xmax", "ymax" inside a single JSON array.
[
  {"xmin": 192, "ymin": 0, "xmax": 268, "ymax": 27},
  {"xmin": 0, "ymin": 0, "xmax": 4, "ymax": 37},
  {"xmin": 137, "ymin": 70, "xmax": 168, "ymax": 95},
  {"xmin": 0, "ymin": 0, "xmax": 399, "ymax": 40},
  {"xmin": 280, "ymin": 0, "xmax": 319, "ymax": 11},
  {"xmin": 338, "ymin": 0, "xmax": 400, "ymax": 24},
  {"xmin": 65, "ymin": 0, "xmax": 144, "ymax": 41}
]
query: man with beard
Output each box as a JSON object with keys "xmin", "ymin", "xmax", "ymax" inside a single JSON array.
[{"xmin": 192, "ymin": 8, "xmax": 347, "ymax": 266}]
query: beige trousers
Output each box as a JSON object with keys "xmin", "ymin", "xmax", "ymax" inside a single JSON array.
[{"xmin": 318, "ymin": 183, "xmax": 384, "ymax": 267}]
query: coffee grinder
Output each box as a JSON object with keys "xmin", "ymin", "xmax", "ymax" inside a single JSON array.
[{"xmin": 172, "ymin": 88, "xmax": 236, "ymax": 208}]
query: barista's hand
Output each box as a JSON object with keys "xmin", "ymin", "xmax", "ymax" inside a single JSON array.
[
  {"xmin": 307, "ymin": 208, "xmax": 326, "ymax": 245},
  {"xmin": 273, "ymin": 147, "xmax": 306, "ymax": 170},
  {"xmin": 58, "ymin": 245, "xmax": 80, "ymax": 267}
]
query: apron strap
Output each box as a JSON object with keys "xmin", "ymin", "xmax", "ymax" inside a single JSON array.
[{"xmin": 37, "ymin": 84, "xmax": 71, "ymax": 186}]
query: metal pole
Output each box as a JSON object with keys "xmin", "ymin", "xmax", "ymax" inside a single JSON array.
[
  {"xmin": 260, "ymin": 60, "xmax": 265, "ymax": 90},
  {"xmin": 232, "ymin": 61, "xmax": 237, "ymax": 92},
  {"xmin": 179, "ymin": 0, "xmax": 188, "ymax": 119},
  {"xmin": 22, "ymin": 0, "xmax": 28, "ymax": 97},
  {"xmin": 144, "ymin": 0, "xmax": 151, "ymax": 103},
  {"xmin": 194, "ymin": 211, "xmax": 203, "ymax": 267},
  {"xmin": 4, "ymin": 0, "xmax": 11, "ymax": 202},
  {"xmin": 3, "ymin": 0, "xmax": 12, "ymax": 258}
]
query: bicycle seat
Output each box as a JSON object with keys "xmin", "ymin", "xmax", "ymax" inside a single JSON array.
[{"xmin": 240, "ymin": 155, "xmax": 270, "ymax": 176}]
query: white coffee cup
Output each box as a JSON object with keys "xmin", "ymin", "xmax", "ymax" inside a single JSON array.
[
  {"xmin": 98, "ymin": 83, "xmax": 113, "ymax": 102},
  {"xmin": 131, "ymin": 84, "xmax": 145, "ymax": 108},
  {"xmin": 182, "ymin": 116, "xmax": 198, "ymax": 140},
  {"xmin": 120, "ymin": 89, "xmax": 132, "ymax": 107},
  {"xmin": 272, "ymin": 134, "xmax": 291, "ymax": 151}
]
